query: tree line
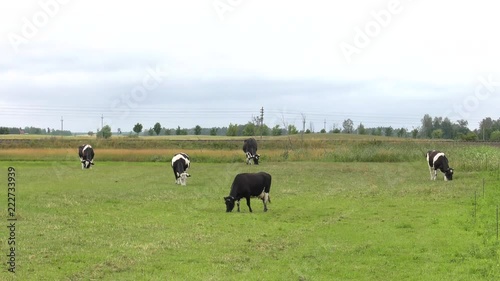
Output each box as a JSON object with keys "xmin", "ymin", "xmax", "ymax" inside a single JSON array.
[{"xmin": 2, "ymin": 114, "xmax": 500, "ymax": 141}]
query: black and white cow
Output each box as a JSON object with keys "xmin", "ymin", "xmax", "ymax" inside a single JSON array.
[
  {"xmin": 224, "ymin": 172, "xmax": 271, "ymax": 212},
  {"xmin": 78, "ymin": 144, "xmax": 95, "ymax": 169},
  {"xmin": 242, "ymin": 138, "xmax": 260, "ymax": 165},
  {"xmin": 426, "ymin": 150, "xmax": 454, "ymax": 181},
  {"xmin": 171, "ymin": 153, "xmax": 191, "ymax": 186}
]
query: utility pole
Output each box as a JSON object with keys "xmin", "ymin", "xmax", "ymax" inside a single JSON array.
[
  {"xmin": 301, "ymin": 113, "xmax": 306, "ymax": 140},
  {"xmin": 260, "ymin": 107, "xmax": 264, "ymax": 139},
  {"xmin": 324, "ymin": 119, "xmax": 326, "ymax": 132},
  {"xmin": 301, "ymin": 114, "xmax": 306, "ymax": 133},
  {"xmin": 260, "ymin": 107, "xmax": 264, "ymax": 127},
  {"xmin": 61, "ymin": 116, "xmax": 63, "ymax": 136},
  {"xmin": 101, "ymin": 114, "xmax": 104, "ymax": 138}
]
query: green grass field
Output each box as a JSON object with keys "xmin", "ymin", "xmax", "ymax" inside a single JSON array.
[
  {"xmin": 1, "ymin": 135, "xmax": 499, "ymax": 280},
  {"xmin": 1, "ymin": 156, "xmax": 500, "ymax": 280}
]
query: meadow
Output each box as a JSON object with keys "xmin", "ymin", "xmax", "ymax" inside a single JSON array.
[{"xmin": 0, "ymin": 135, "xmax": 500, "ymax": 280}]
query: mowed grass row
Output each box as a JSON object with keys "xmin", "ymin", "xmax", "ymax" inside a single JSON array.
[
  {"xmin": 1, "ymin": 142, "xmax": 499, "ymax": 171},
  {"xmin": 0, "ymin": 161, "xmax": 499, "ymax": 280}
]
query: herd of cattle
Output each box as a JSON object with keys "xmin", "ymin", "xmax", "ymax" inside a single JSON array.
[{"xmin": 77, "ymin": 139, "xmax": 454, "ymax": 212}]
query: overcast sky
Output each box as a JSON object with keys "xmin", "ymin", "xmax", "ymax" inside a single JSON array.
[{"xmin": 1, "ymin": 0, "xmax": 499, "ymax": 132}]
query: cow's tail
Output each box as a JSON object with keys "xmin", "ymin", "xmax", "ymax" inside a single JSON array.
[{"xmin": 265, "ymin": 175, "xmax": 271, "ymax": 203}]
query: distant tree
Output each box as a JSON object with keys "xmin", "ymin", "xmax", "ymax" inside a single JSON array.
[
  {"xmin": 441, "ymin": 118, "xmax": 453, "ymax": 139},
  {"xmin": 148, "ymin": 128, "xmax": 155, "ymax": 136},
  {"xmin": 420, "ymin": 114, "xmax": 433, "ymax": 138},
  {"xmin": 133, "ymin": 123, "xmax": 143, "ymax": 135},
  {"xmin": 153, "ymin": 122, "xmax": 162, "ymax": 135},
  {"xmin": 384, "ymin": 126, "xmax": 394, "ymax": 137},
  {"xmin": 98, "ymin": 125, "xmax": 112, "ymax": 139},
  {"xmin": 490, "ymin": 130, "xmax": 500, "ymax": 142},
  {"xmin": 431, "ymin": 129, "xmax": 443, "ymax": 139},
  {"xmin": 396, "ymin": 128, "xmax": 407, "ymax": 138},
  {"xmin": 342, "ymin": 119, "xmax": 354, "ymax": 134},
  {"xmin": 479, "ymin": 117, "xmax": 494, "ymax": 141},
  {"xmin": 210, "ymin": 127, "xmax": 218, "ymax": 136},
  {"xmin": 287, "ymin": 124, "xmax": 299, "ymax": 135},
  {"xmin": 461, "ymin": 131, "xmax": 478, "ymax": 141},
  {"xmin": 451, "ymin": 120, "xmax": 469, "ymax": 140},
  {"xmin": 176, "ymin": 126, "xmax": 182, "ymax": 135},
  {"xmin": 88, "ymin": 131, "xmax": 94, "ymax": 137},
  {"xmin": 194, "ymin": 125, "xmax": 202, "ymax": 135},
  {"xmin": 357, "ymin": 123, "xmax": 366, "ymax": 135},
  {"xmin": 320, "ymin": 129, "xmax": 326, "ymax": 134},
  {"xmin": 411, "ymin": 128, "xmax": 419, "ymax": 138},
  {"xmin": 305, "ymin": 129, "xmax": 311, "ymax": 134},
  {"xmin": 493, "ymin": 118, "xmax": 500, "ymax": 131},
  {"xmin": 227, "ymin": 123, "xmax": 238, "ymax": 136},
  {"xmin": 372, "ymin": 127, "xmax": 382, "ymax": 136},
  {"xmin": 163, "ymin": 127, "xmax": 171, "ymax": 135},
  {"xmin": 259, "ymin": 124, "xmax": 270, "ymax": 136},
  {"xmin": 24, "ymin": 126, "xmax": 42, "ymax": 134},
  {"xmin": 432, "ymin": 116, "xmax": 443, "ymax": 131},
  {"xmin": 243, "ymin": 122, "xmax": 256, "ymax": 136},
  {"xmin": 0, "ymin": 127, "xmax": 9, "ymax": 134}
]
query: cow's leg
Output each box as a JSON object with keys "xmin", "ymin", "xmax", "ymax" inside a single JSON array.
[
  {"xmin": 263, "ymin": 192, "xmax": 269, "ymax": 212},
  {"xmin": 246, "ymin": 197, "xmax": 253, "ymax": 213},
  {"xmin": 237, "ymin": 200, "xmax": 241, "ymax": 212},
  {"xmin": 428, "ymin": 166, "xmax": 433, "ymax": 180},
  {"xmin": 432, "ymin": 170, "xmax": 437, "ymax": 180},
  {"xmin": 174, "ymin": 170, "xmax": 179, "ymax": 184}
]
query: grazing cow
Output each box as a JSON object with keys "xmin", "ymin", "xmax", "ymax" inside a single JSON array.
[
  {"xmin": 171, "ymin": 153, "xmax": 191, "ymax": 186},
  {"xmin": 242, "ymin": 138, "xmax": 260, "ymax": 165},
  {"xmin": 224, "ymin": 172, "xmax": 271, "ymax": 212},
  {"xmin": 78, "ymin": 144, "xmax": 95, "ymax": 169},
  {"xmin": 426, "ymin": 150, "xmax": 454, "ymax": 181}
]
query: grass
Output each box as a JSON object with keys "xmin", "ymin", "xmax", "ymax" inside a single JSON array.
[
  {"xmin": 1, "ymin": 139, "xmax": 499, "ymax": 171},
  {"xmin": 0, "ymin": 160, "xmax": 499, "ymax": 280}
]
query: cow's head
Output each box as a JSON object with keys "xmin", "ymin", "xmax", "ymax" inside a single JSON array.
[
  {"xmin": 224, "ymin": 196, "xmax": 235, "ymax": 212},
  {"xmin": 81, "ymin": 159, "xmax": 94, "ymax": 169},
  {"xmin": 445, "ymin": 168, "xmax": 454, "ymax": 181},
  {"xmin": 177, "ymin": 172, "xmax": 191, "ymax": 186},
  {"xmin": 253, "ymin": 154, "xmax": 260, "ymax": 165}
]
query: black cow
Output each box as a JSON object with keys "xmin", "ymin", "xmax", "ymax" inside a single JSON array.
[
  {"xmin": 242, "ymin": 138, "xmax": 260, "ymax": 165},
  {"xmin": 426, "ymin": 150, "xmax": 454, "ymax": 181},
  {"xmin": 78, "ymin": 144, "xmax": 95, "ymax": 169},
  {"xmin": 224, "ymin": 172, "xmax": 271, "ymax": 212},
  {"xmin": 171, "ymin": 153, "xmax": 191, "ymax": 186}
]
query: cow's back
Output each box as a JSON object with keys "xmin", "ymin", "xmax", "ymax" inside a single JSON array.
[
  {"xmin": 243, "ymin": 138, "xmax": 258, "ymax": 153},
  {"xmin": 230, "ymin": 172, "xmax": 270, "ymax": 197},
  {"xmin": 426, "ymin": 150, "xmax": 438, "ymax": 168}
]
